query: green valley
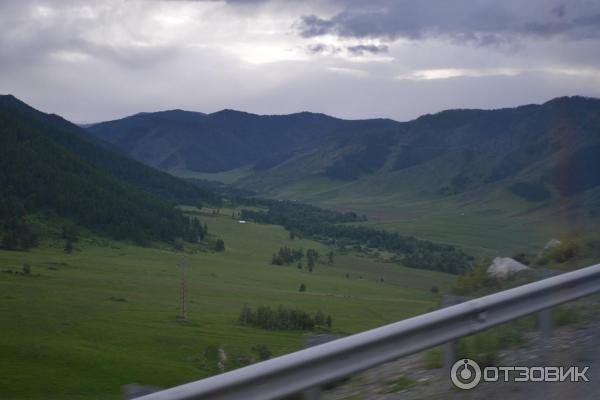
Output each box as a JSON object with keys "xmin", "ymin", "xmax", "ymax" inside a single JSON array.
[
  {"xmin": 0, "ymin": 208, "xmax": 452, "ymax": 400},
  {"xmin": 2, "ymin": 94, "xmax": 600, "ymax": 400},
  {"xmin": 4, "ymin": 2, "xmax": 600, "ymax": 399}
]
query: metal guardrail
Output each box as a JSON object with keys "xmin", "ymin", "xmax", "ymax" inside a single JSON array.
[{"xmin": 135, "ymin": 263, "xmax": 600, "ymax": 400}]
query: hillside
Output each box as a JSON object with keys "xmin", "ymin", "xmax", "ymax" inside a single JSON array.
[
  {"xmin": 0, "ymin": 95, "xmax": 208, "ymax": 247},
  {"xmin": 0, "ymin": 96, "xmax": 219, "ymax": 205},
  {"xmin": 87, "ymin": 97, "xmax": 600, "ymax": 204},
  {"xmin": 88, "ymin": 108, "xmax": 398, "ymax": 173},
  {"xmin": 238, "ymin": 97, "xmax": 600, "ymax": 198},
  {"xmin": 87, "ymin": 96, "xmax": 600, "ymax": 254},
  {"xmin": 241, "ymin": 97, "xmax": 600, "ymax": 254}
]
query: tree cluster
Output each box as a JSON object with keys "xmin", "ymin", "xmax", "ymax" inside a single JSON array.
[
  {"xmin": 214, "ymin": 239, "xmax": 225, "ymax": 252},
  {"xmin": 240, "ymin": 199, "xmax": 366, "ymax": 227},
  {"xmin": 271, "ymin": 246, "xmax": 304, "ymax": 265},
  {"xmin": 238, "ymin": 304, "xmax": 332, "ymax": 331},
  {"xmin": 243, "ymin": 203, "xmax": 472, "ymax": 274},
  {"xmin": 0, "ymin": 216, "xmax": 38, "ymax": 251},
  {"xmin": 306, "ymin": 248, "xmax": 319, "ymax": 272},
  {"xmin": 0, "ymin": 197, "xmax": 38, "ymax": 250}
]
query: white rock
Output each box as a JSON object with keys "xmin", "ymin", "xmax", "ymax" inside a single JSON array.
[{"xmin": 487, "ymin": 257, "xmax": 529, "ymax": 278}]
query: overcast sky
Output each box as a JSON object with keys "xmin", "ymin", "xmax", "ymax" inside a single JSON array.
[{"xmin": 1, "ymin": 0, "xmax": 600, "ymax": 123}]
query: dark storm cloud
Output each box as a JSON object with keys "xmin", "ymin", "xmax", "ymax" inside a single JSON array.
[
  {"xmin": 306, "ymin": 43, "xmax": 389, "ymax": 56},
  {"xmin": 346, "ymin": 44, "xmax": 388, "ymax": 55},
  {"xmin": 1, "ymin": 0, "xmax": 600, "ymax": 124},
  {"xmin": 307, "ymin": 43, "xmax": 387, "ymax": 56},
  {"xmin": 306, "ymin": 43, "xmax": 330, "ymax": 54},
  {"xmin": 296, "ymin": 0, "xmax": 600, "ymax": 46}
]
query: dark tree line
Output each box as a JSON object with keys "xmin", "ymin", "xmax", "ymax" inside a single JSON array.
[
  {"xmin": 241, "ymin": 205, "xmax": 473, "ymax": 274},
  {"xmin": 271, "ymin": 246, "xmax": 304, "ymax": 265},
  {"xmin": 238, "ymin": 304, "xmax": 332, "ymax": 331},
  {"xmin": 0, "ymin": 197, "xmax": 38, "ymax": 250},
  {"xmin": 239, "ymin": 199, "xmax": 366, "ymax": 226},
  {"xmin": 270, "ymin": 247, "xmax": 322, "ymax": 272}
]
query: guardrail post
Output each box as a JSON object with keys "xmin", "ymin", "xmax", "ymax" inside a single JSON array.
[
  {"xmin": 303, "ymin": 386, "xmax": 321, "ymax": 400},
  {"xmin": 538, "ymin": 270, "xmax": 556, "ymax": 350},
  {"xmin": 443, "ymin": 340, "xmax": 457, "ymax": 371},
  {"xmin": 303, "ymin": 334, "xmax": 339, "ymax": 400},
  {"xmin": 442, "ymin": 295, "xmax": 472, "ymax": 369},
  {"xmin": 538, "ymin": 306, "xmax": 552, "ymax": 350}
]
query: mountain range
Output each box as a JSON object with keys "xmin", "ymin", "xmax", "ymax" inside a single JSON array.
[
  {"xmin": 87, "ymin": 97, "xmax": 600, "ymax": 210},
  {"xmin": 2, "ymin": 93, "xmax": 598, "ymax": 253},
  {"xmin": 87, "ymin": 109, "xmax": 396, "ymax": 173}
]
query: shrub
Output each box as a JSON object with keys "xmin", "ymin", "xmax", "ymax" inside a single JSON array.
[
  {"xmin": 553, "ymin": 306, "xmax": 581, "ymax": 327},
  {"xmin": 544, "ymin": 239, "xmax": 581, "ymax": 264},
  {"xmin": 457, "ymin": 330, "xmax": 499, "ymax": 367},
  {"xmin": 512, "ymin": 252, "xmax": 531, "ymax": 265},
  {"xmin": 64, "ymin": 240, "xmax": 74, "ymax": 254},
  {"xmin": 22, "ymin": 263, "xmax": 31, "ymax": 275},
  {"xmin": 453, "ymin": 262, "xmax": 498, "ymax": 296},
  {"xmin": 422, "ymin": 347, "xmax": 443, "ymax": 369},
  {"xmin": 238, "ymin": 304, "xmax": 332, "ymax": 331},
  {"xmin": 214, "ymin": 239, "xmax": 225, "ymax": 252},
  {"xmin": 173, "ymin": 238, "xmax": 184, "ymax": 251},
  {"xmin": 456, "ymin": 319, "xmax": 532, "ymax": 367},
  {"xmin": 252, "ymin": 344, "xmax": 271, "ymax": 361}
]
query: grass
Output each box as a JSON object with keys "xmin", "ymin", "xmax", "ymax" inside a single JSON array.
[
  {"xmin": 0, "ymin": 208, "xmax": 453, "ymax": 400},
  {"xmin": 214, "ymin": 167, "xmax": 595, "ymax": 259},
  {"xmin": 169, "ymin": 166, "xmax": 253, "ymax": 184},
  {"xmin": 422, "ymin": 346, "xmax": 443, "ymax": 369},
  {"xmin": 327, "ymin": 189, "xmax": 562, "ymax": 260},
  {"xmin": 384, "ymin": 376, "xmax": 418, "ymax": 393}
]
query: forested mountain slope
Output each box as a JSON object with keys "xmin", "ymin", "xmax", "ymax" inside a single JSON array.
[
  {"xmin": 0, "ymin": 95, "xmax": 207, "ymax": 248},
  {"xmin": 0, "ymin": 95, "xmax": 218, "ymax": 205},
  {"xmin": 88, "ymin": 108, "xmax": 398, "ymax": 173}
]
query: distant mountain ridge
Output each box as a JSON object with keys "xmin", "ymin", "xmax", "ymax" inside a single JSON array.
[
  {"xmin": 87, "ymin": 96, "xmax": 600, "ymax": 210},
  {"xmin": 88, "ymin": 108, "xmax": 397, "ymax": 172}
]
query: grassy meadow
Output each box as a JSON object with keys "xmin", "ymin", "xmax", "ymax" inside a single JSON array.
[
  {"xmin": 169, "ymin": 166, "xmax": 254, "ymax": 185},
  {"xmin": 242, "ymin": 174, "xmax": 586, "ymax": 258},
  {"xmin": 0, "ymin": 207, "xmax": 453, "ymax": 400},
  {"xmin": 192, "ymin": 170, "xmax": 569, "ymax": 258}
]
